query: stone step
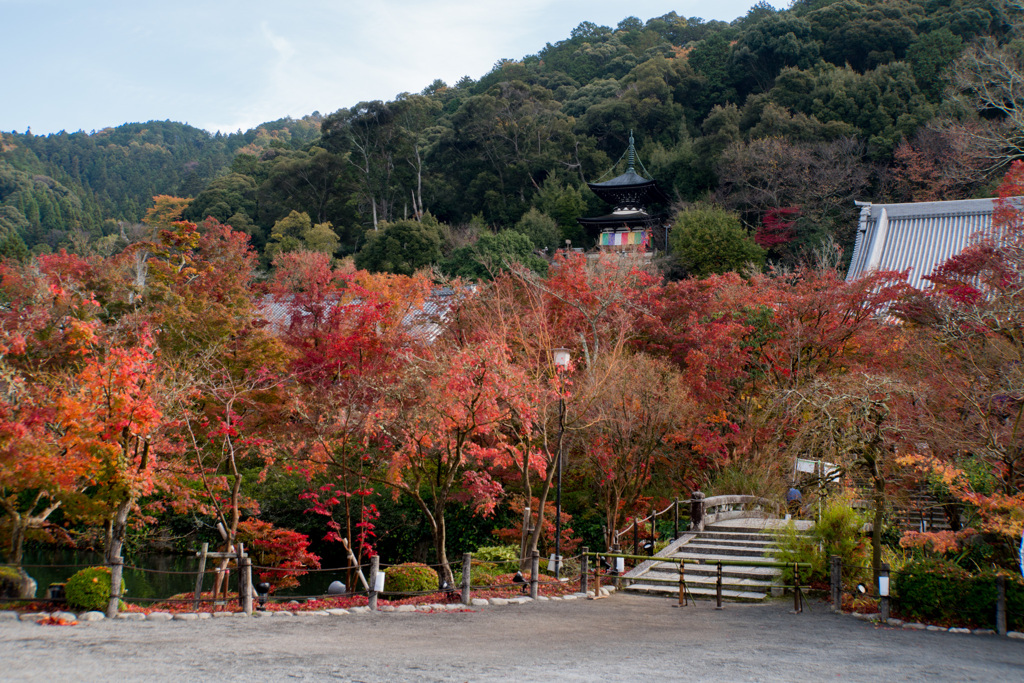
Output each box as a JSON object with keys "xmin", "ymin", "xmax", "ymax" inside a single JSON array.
[
  {"xmin": 626, "ymin": 582, "xmax": 769, "ymax": 601},
  {"xmin": 642, "ymin": 563, "xmax": 779, "ymax": 580},
  {"xmin": 698, "ymin": 531, "xmax": 781, "ymax": 543},
  {"xmin": 679, "ymin": 540, "xmax": 774, "ymax": 557},
  {"xmin": 640, "ymin": 569, "xmax": 776, "ymax": 589}
]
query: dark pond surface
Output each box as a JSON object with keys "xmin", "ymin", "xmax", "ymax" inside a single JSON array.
[{"xmin": 20, "ymin": 547, "xmax": 353, "ymax": 602}]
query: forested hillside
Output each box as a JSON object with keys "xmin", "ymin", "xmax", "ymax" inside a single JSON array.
[{"xmin": 2, "ymin": 0, "xmax": 1021, "ymax": 273}]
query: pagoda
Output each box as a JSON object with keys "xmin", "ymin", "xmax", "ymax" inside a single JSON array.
[{"xmin": 577, "ymin": 131, "xmax": 669, "ymax": 252}]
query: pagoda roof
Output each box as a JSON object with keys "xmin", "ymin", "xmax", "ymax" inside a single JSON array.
[{"xmin": 577, "ymin": 209, "xmax": 665, "ymax": 229}]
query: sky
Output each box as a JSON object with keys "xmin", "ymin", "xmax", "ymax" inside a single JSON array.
[{"xmin": 2, "ymin": 0, "xmax": 788, "ymax": 136}]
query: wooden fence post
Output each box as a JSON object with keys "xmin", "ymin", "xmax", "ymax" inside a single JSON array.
[
  {"xmin": 580, "ymin": 548, "xmax": 589, "ymax": 596},
  {"xmin": 996, "ymin": 575, "xmax": 1007, "ymax": 636},
  {"xmin": 633, "ymin": 519, "xmax": 639, "ymax": 556},
  {"xmin": 368, "ymin": 555, "xmax": 379, "ymax": 611},
  {"xmin": 715, "ymin": 562, "xmax": 723, "ymax": 610},
  {"xmin": 678, "ymin": 560, "xmax": 686, "ymax": 607},
  {"xmin": 193, "ymin": 542, "xmax": 208, "ymax": 612},
  {"xmin": 879, "ymin": 562, "xmax": 890, "ymax": 622},
  {"xmin": 461, "ymin": 553, "xmax": 472, "ymax": 605},
  {"xmin": 530, "ymin": 551, "xmax": 539, "ymax": 600},
  {"xmin": 792, "ymin": 562, "xmax": 803, "ymax": 614},
  {"xmin": 241, "ymin": 548, "xmax": 253, "ymax": 616},
  {"xmin": 673, "ymin": 499, "xmax": 679, "ymax": 540},
  {"xmin": 830, "ymin": 555, "xmax": 842, "ymax": 613}
]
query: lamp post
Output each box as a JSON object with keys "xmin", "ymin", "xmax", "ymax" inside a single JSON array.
[{"xmin": 552, "ymin": 347, "xmax": 571, "ymax": 579}]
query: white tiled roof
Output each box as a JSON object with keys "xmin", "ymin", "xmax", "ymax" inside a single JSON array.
[{"xmin": 846, "ymin": 198, "xmax": 1002, "ymax": 290}]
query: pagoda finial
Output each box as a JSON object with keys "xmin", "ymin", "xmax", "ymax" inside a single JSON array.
[{"xmin": 627, "ymin": 130, "xmax": 636, "ymax": 174}]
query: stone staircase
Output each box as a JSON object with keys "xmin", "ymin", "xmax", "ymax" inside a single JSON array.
[{"xmin": 623, "ymin": 518, "xmax": 813, "ymax": 602}]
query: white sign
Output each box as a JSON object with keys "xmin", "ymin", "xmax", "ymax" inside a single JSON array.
[{"xmin": 374, "ymin": 571, "xmax": 386, "ymax": 592}]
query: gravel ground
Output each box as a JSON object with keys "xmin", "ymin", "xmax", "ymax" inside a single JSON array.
[{"xmin": 1, "ymin": 594, "xmax": 1022, "ymax": 682}]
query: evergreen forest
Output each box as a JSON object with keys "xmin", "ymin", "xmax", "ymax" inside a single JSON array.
[{"xmin": 2, "ymin": 0, "xmax": 1022, "ymax": 275}]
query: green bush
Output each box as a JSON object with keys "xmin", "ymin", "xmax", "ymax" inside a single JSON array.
[
  {"xmin": 773, "ymin": 498, "xmax": 870, "ymax": 586},
  {"xmin": 382, "ymin": 563, "xmax": 439, "ymax": 594},
  {"xmin": 454, "ymin": 565, "xmax": 500, "ymax": 588},
  {"xmin": 65, "ymin": 566, "xmax": 124, "ymax": 612},
  {"xmin": 472, "ymin": 545, "xmax": 520, "ymax": 574},
  {"xmin": 773, "ymin": 521, "xmax": 822, "ymax": 584},
  {"xmin": 0, "ymin": 566, "xmax": 24, "ymax": 598},
  {"xmin": 895, "ymin": 558, "xmax": 1024, "ymax": 629}
]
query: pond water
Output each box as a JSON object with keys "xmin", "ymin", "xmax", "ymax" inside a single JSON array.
[{"xmin": 19, "ymin": 547, "xmax": 352, "ymax": 602}]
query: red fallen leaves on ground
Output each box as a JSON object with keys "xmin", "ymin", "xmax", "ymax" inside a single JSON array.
[
  {"xmin": 37, "ymin": 615, "xmax": 77, "ymax": 626},
  {"xmin": 9, "ymin": 574, "xmax": 583, "ymax": 616}
]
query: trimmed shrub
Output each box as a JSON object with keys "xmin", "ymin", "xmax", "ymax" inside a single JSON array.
[
  {"xmin": 0, "ymin": 566, "xmax": 24, "ymax": 598},
  {"xmin": 382, "ymin": 563, "xmax": 439, "ymax": 594},
  {"xmin": 65, "ymin": 566, "xmax": 124, "ymax": 612},
  {"xmin": 472, "ymin": 545, "xmax": 520, "ymax": 574},
  {"xmin": 895, "ymin": 558, "xmax": 1024, "ymax": 629}
]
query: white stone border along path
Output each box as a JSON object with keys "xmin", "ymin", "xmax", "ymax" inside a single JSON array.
[
  {"xmin": 846, "ymin": 611, "xmax": 1024, "ymax": 640},
  {"xmin": 0, "ymin": 587, "xmax": 618, "ymax": 624},
  {"xmin": 4, "ymin": 586, "xmax": 1022, "ymax": 642}
]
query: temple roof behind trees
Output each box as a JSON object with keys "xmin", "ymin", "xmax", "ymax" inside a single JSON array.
[{"xmin": 846, "ymin": 197, "xmax": 1007, "ymax": 290}]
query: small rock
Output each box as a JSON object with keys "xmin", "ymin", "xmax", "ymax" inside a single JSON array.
[
  {"xmin": 548, "ymin": 596, "xmax": 561, "ymax": 601},
  {"xmin": 53, "ymin": 611, "xmax": 77, "ymax": 622},
  {"xmin": 925, "ymin": 625, "xmax": 944, "ymax": 631},
  {"xmin": 197, "ymin": 613, "xmax": 211, "ymax": 619},
  {"xmin": 378, "ymin": 605, "xmax": 396, "ymax": 612},
  {"xmin": 886, "ymin": 619, "xmax": 904, "ymax": 628},
  {"xmin": 603, "ymin": 586, "xmax": 616, "ymax": 594},
  {"xmin": 489, "ymin": 598, "xmax": 509, "ymax": 606},
  {"xmin": 211, "ymin": 611, "xmax": 234, "ymax": 618},
  {"xmin": 274, "ymin": 611, "xmax": 294, "ymax": 617},
  {"xmin": 173, "ymin": 613, "xmax": 198, "ymax": 621},
  {"xmin": 581, "ymin": 591, "xmax": 594, "ymax": 598},
  {"xmin": 973, "ymin": 629, "xmax": 996, "ymax": 635},
  {"xmin": 349, "ymin": 606, "xmax": 370, "ymax": 614},
  {"xmin": 415, "ymin": 605, "xmax": 434, "ymax": 612},
  {"xmin": 598, "ymin": 587, "xmax": 612, "ymax": 597},
  {"xmin": 444, "ymin": 604, "xmax": 463, "ymax": 610},
  {"xmin": 561, "ymin": 594, "xmax": 577, "ymax": 601},
  {"xmin": 78, "ymin": 611, "xmax": 105, "ymax": 622},
  {"xmin": 19, "ymin": 612, "xmax": 48, "ymax": 622},
  {"xmin": 904, "ymin": 622, "xmax": 926, "ymax": 630},
  {"xmin": 0, "ymin": 611, "xmax": 19, "ymax": 621},
  {"xmin": 250, "ymin": 611, "xmax": 270, "ymax": 618},
  {"xmin": 146, "ymin": 612, "xmax": 173, "ymax": 622},
  {"xmin": 471, "ymin": 598, "xmax": 489, "ymax": 607},
  {"xmin": 1007, "ymin": 631, "xmax": 1024, "ymax": 640},
  {"xmin": 117, "ymin": 613, "xmax": 147, "ymax": 621},
  {"xmin": 851, "ymin": 613, "xmax": 879, "ymax": 622},
  {"xmin": 395, "ymin": 605, "xmax": 416, "ymax": 612},
  {"xmin": 949, "ymin": 627, "xmax": 972, "ymax": 634},
  {"xmin": 536, "ymin": 596, "xmax": 549, "ymax": 602},
  {"xmin": 325, "ymin": 609, "xmax": 349, "ymax": 616}
]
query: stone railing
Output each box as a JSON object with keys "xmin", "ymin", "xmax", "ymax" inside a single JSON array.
[{"xmin": 688, "ymin": 493, "xmax": 781, "ymax": 532}]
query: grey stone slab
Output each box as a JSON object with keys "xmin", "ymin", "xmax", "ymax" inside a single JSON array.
[
  {"xmin": 146, "ymin": 612, "xmax": 173, "ymax": 622},
  {"xmin": 348, "ymin": 606, "xmax": 370, "ymax": 614},
  {"xmin": 489, "ymin": 598, "xmax": 509, "ymax": 606},
  {"xmin": 173, "ymin": 613, "xmax": 198, "ymax": 621},
  {"xmin": 78, "ymin": 611, "xmax": 105, "ymax": 622},
  {"xmin": 949, "ymin": 627, "xmax": 972, "ymax": 634},
  {"xmin": 973, "ymin": 629, "xmax": 996, "ymax": 635},
  {"xmin": 1007, "ymin": 631, "xmax": 1023, "ymax": 640},
  {"xmin": 904, "ymin": 623, "xmax": 926, "ymax": 630},
  {"xmin": 470, "ymin": 598, "xmax": 488, "ymax": 607},
  {"xmin": 325, "ymin": 609, "xmax": 349, "ymax": 616},
  {"xmin": 117, "ymin": 613, "xmax": 147, "ymax": 621},
  {"xmin": 886, "ymin": 619, "xmax": 904, "ymax": 628}
]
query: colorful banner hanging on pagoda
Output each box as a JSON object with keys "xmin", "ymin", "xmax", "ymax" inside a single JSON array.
[{"xmin": 600, "ymin": 230, "xmax": 648, "ymax": 247}]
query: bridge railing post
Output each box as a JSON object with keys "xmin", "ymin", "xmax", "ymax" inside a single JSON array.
[{"xmin": 689, "ymin": 492, "xmax": 706, "ymax": 532}]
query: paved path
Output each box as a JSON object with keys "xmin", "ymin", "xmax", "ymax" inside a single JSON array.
[{"xmin": 2, "ymin": 594, "xmax": 1021, "ymax": 681}]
